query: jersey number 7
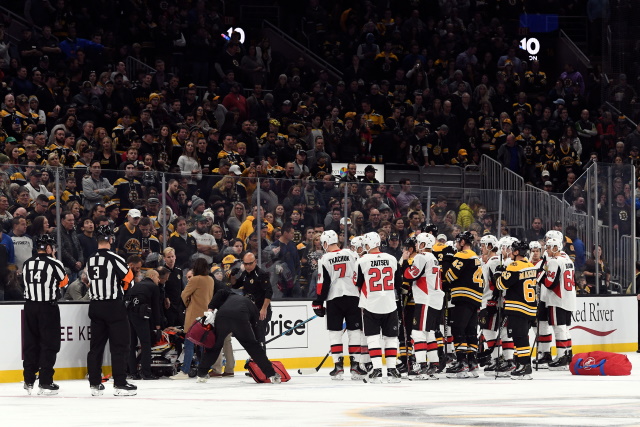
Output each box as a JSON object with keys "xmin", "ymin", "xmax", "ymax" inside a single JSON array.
[
  {"xmin": 333, "ymin": 263, "xmax": 347, "ymax": 278},
  {"xmin": 368, "ymin": 267, "xmax": 394, "ymax": 292}
]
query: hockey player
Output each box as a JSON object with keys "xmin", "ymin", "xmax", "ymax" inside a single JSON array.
[
  {"xmin": 546, "ymin": 229, "xmax": 576, "ymax": 262},
  {"xmin": 535, "ymin": 231, "xmax": 566, "ymax": 369},
  {"xmin": 428, "ymin": 228, "xmax": 456, "ymax": 361},
  {"xmin": 540, "ymin": 237, "xmax": 576, "ymax": 370},
  {"xmin": 491, "ymin": 236, "xmax": 517, "ymax": 377},
  {"xmin": 444, "ymin": 232, "xmax": 483, "ymax": 378},
  {"xmin": 495, "ymin": 239, "xmax": 538, "ymax": 380},
  {"xmin": 350, "ymin": 235, "xmax": 372, "ymax": 373},
  {"xmin": 476, "ymin": 235, "xmax": 503, "ymax": 374},
  {"xmin": 312, "ymin": 230, "xmax": 368, "ymax": 380},
  {"xmin": 396, "ymin": 237, "xmax": 418, "ymax": 374},
  {"xmin": 355, "ymin": 232, "xmax": 401, "ymax": 383},
  {"xmin": 403, "ymin": 233, "xmax": 443, "ymax": 379}
]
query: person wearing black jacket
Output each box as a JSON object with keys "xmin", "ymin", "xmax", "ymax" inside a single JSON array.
[
  {"xmin": 230, "ymin": 252, "xmax": 273, "ymax": 347},
  {"xmin": 125, "ymin": 269, "xmax": 163, "ymax": 380},
  {"xmin": 196, "ymin": 287, "xmax": 280, "ymax": 383}
]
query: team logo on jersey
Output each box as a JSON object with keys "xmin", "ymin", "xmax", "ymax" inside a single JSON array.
[
  {"xmin": 547, "ymin": 271, "xmax": 556, "ymax": 280},
  {"xmin": 250, "ymin": 279, "xmax": 254, "ymax": 284},
  {"xmin": 412, "ymin": 318, "xmax": 417, "ymax": 326},
  {"xmin": 501, "ymin": 272, "xmax": 511, "ymax": 280},
  {"xmin": 124, "ymin": 238, "xmax": 141, "ymax": 254}
]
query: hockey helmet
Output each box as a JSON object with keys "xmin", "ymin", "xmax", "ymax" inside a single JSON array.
[
  {"xmin": 403, "ymin": 236, "xmax": 417, "ymax": 250},
  {"xmin": 455, "ymin": 231, "xmax": 474, "ymax": 246},
  {"xmin": 416, "ymin": 233, "xmax": 436, "ymax": 251},
  {"xmin": 422, "ymin": 223, "xmax": 439, "ymax": 236},
  {"xmin": 529, "ymin": 241, "xmax": 542, "ymax": 250},
  {"xmin": 436, "ymin": 234, "xmax": 447, "ymax": 242},
  {"xmin": 546, "ymin": 238, "xmax": 563, "ymax": 252},
  {"xmin": 480, "ymin": 235, "xmax": 498, "ymax": 249},
  {"xmin": 351, "ymin": 236, "xmax": 365, "ymax": 251},
  {"xmin": 498, "ymin": 236, "xmax": 515, "ymax": 251},
  {"xmin": 545, "ymin": 230, "xmax": 563, "ymax": 242},
  {"xmin": 363, "ymin": 232, "xmax": 381, "ymax": 251},
  {"xmin": 510, "ymin": 239, "xmax": 529, "ymax": 257},
  {"xmin": 320, "ymin": 230, "xmax": 339, "ymax": 250}
]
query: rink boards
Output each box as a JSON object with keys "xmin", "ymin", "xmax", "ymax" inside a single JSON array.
[{"xmin": 0, "ymin": 296, "xmax": 637, "ymax": 383}]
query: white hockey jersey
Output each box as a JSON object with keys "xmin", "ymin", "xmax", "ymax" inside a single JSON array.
[
  {"xmin": 542, "ymin": 254, "xmax": 576, "ymax": 311},
  {"xmin": 481, "ymin": 254, "xmax": 501, "ymax": 308},
  {"xmin": 356, "ymin": 251, "xmax": 398, "ymax": 314},
  {"xmin": 403, "ymin": 252, "xmax": 443, "ymax": 309},
  {"xmin": 316, "ymin": 249, "xmax": 359, "ymax": 301}
]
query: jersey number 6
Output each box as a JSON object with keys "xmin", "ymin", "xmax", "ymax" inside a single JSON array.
[{"xmin": 368, "ymin": 267, "xmax": 394, "ymax": 292}]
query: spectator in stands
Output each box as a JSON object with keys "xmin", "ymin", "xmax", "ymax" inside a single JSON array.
[
  {"xmin": 396, "ymin": 178, "xmax": 417, "ymax": 215},
  {"xmin": 525, "ymin": 217, "xmax": 546, "ymax": 242},
  {"xmin": 584, "ymin": 245, "xmax": 611, "ymax": 293},
  {"xmin": 59, "ymin": 211, "xmax": 84, "ymax": 281}
]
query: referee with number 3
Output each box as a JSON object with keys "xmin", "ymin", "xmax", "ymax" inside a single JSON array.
[
  {"xmin": 86, "ymin": 225, "xmax": 136, "ymax": 396},
  {"xmin": 22, "ymin": 235, "xmax": 69, "ymax": 395}
]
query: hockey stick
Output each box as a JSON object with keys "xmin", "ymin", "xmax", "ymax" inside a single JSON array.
[
  {"xmin": 533, "ymin": 257, "xmax": 547, "ymax": 372},
  {"xmin": 265, "ymin": 315, "xmax": 318, "ymax": 345},
  {"xmin": 494, "ymin": 306, "xmax": 507, "ymax": 380},
  {"xmin": 399, "ymin": 295, "xmax": 412, "ymax": 374},
  {"xmin": 297, "ymin": 352, "xmax": 330, "ymax": 375},
  {"xmin": 297, "ymin": 328, "xmax": 346, "ymax": 375}
]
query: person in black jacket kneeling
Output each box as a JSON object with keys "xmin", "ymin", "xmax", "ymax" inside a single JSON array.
[{"xmin": 196, "ymin": 287, "xmax": 281, "ymax": 383}]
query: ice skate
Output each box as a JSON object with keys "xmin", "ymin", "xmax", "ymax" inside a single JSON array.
[
  {"xmin": 496, "ymin": 359, "xmax": 516, "ymax": 378},
  {"xmin": 329, "ymin": 356, "xmax": 344, "ymax": 380},
  {"xmin": 196, "ymin": 375, "xmax": 208, "ymax": 383},
  {"xmin": 467, "ymin": 356, "xmax": 480, "ymax": 378},
  {"xmin": 90, "ymin": 384, "xmax": 105, "ymax": 396},
  {"xmin": 114, "ymin": 382, "xmax": 137, "ymax": 396},
  {"xmin": 445, "ymin": 361, "xmax": 469, "ymax": 379},
  {"xmin": 548, "ymin": 353, "xmax": 571, "ymax": 371},
  {"xmin": 24, "ymin": 383, "xmax": 33, "ymax": 395},
  {"xmin": 533, "ymin": 352, "xmax": 553, "ymax": 370},
  {"xmin": 484, "ymin": 357, "xmax": 501, "ymax": 376},
  {"xmin": 37, "ymin": 383, "xmax": 59, "ymax": 395},
  {"xmin": 386, "ymin": 367, "xmax": 402, "ymax": 383},
  {"xmin": 363, "ymin": 368, "xmax": 383, "ymax": 384},
  {"xmin": 511, "ymin": 363, "xmax": 533, "ymax": 380},
  {"xmin": 350, "ymin": 357, "xmax": 367, "ymax": 380}
]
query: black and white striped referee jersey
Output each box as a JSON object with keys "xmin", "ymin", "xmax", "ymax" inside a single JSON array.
[
  {"xmin": 22, "ymin": 254, "xmax": 69, "ymax": 302},
  {"xmin": 86, "ymin": 248, "xmax": 134, "ymax": 300}
]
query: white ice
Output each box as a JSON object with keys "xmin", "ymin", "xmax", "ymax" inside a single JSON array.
[{"xmin": 2, "ymin": 353, "xmax": 640, "ymax": 427}]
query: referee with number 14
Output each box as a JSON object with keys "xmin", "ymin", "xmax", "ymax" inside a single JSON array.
[
  {"xmin": 86, "ymin": 225, "xmax": 136, "ymax": 396},
  {"xmin": 22, "ymin": 235, "xmax": 69, "ymax": 395}
]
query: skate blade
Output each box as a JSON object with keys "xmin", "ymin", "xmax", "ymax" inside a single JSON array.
[
  {"xmin": 468, "ymin": 371, "xmax": 479, "ymax": 378},
  {"xmin": 114, "ymin": 389, "xmax": 137, "ymax": 396},
  {"xmin": 330, "ymin": 374, "xmax": 344, "ymax": 381},
  {"xmin": 548, "ymin": 365, "xmax": 569, "ymax": 371},
  {"xmin": 387, "ymin": 377, "xmax": 402, "ymax": 383},
  {"xmin": 511, "ymin": 374, "xmax": 533, "ymax": 380},
  {"xmin": 37, "ymin": 389, "xmax": 58, "ymax": 396},
  {"xmin": 533, "ymin": 364, "xmax": 549, "ymax": 369},
  {"xmin": 363, "ymin": 377, "xmax": 382, "ymax": 384},
  {"xmin": 91, "ymin": 390, "xmax": 104, "ymax": 396},
  {"xmin": 496, "ymin": 371, "xmax": 513, "ymax": 378},
  {"xmin": 350, "ymin": 374, "xmax": 364, "ymax": 380},
  {"xmin": 446, "ymin": 372, "xmax": 469, "ymax": 379},
  {"xmin": 483, "ymin": 370, "xmax": 496, "ymax": 377}
]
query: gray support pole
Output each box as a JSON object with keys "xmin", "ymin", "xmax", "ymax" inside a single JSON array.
[
  {"xmin": 631, "ymin": 164, "xmax": 636, "ymax": 293},
  {"xmin": 426, "ymin": 187, "xmax": 432, "ymax": 223},
  {"xmin": 497, "ymin": 190, "xmax": 503, "ymax": 240},
  {"xmin": 257, "ymin": 177, "xmax": 262, "ymax": 268},
  {"xmin": 55, "ymin": 167, "xmax": 62, "ymax": 262},
  {"xmin": 161, "ymin": 173, "xmax": 167, "ymax": 252},
  {"xmin": 594, "ymin": 163, "xmax": 599, "ymax": 294},
  {"xmin": 343, "ymin": 181, "xmax": 348, "ymax": 249}
]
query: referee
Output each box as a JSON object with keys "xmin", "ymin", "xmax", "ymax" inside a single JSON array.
[
  {"xmin": 86, "ymin": 225, "xmax": 137, "ymax": 396},
  {"xmin": 22, "ymin": 235, "xmax": 69, "ymax": 395}
]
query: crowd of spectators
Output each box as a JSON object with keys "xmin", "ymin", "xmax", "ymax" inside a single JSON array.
[{"xmin": 0, "ymin": 1, "xmax": 637, "ymax": 303}]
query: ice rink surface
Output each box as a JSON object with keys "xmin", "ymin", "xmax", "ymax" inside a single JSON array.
[{"xmin": 2, "ymin": 353, "xmax": 640, "ymax": 427}]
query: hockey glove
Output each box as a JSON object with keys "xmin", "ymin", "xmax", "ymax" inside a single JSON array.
[
  {"xmin": 311, "ymin": 301, "xmax": 326, "ymax": 317},
  {"xmin": 230, "ymin": 267, "xmax": 241, "ymax": 277}
]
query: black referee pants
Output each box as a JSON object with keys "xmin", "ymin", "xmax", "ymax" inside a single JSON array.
[
  {"xmin": 197, "ymin": 315, "xmax": 275, "ymax": 378},
  {"xmin": 23, "ymin": 300, "xmax": 61, "ymax": 385},
  {"xmin": 87, "ymin": 300, "xmax": 130, "ymax": 387},
  {"xmin": 128, "ymin": 313, "xmax": 152, "ymax": 376}
]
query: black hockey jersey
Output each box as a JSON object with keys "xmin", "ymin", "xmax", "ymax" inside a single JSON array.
[
  {"xmin": 444, "ymin": 250, "xmax": 483, "ymax": 307},
  {"xmin": 496, "ymin": 259, "xmax": 537, "ymax": 318}
]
